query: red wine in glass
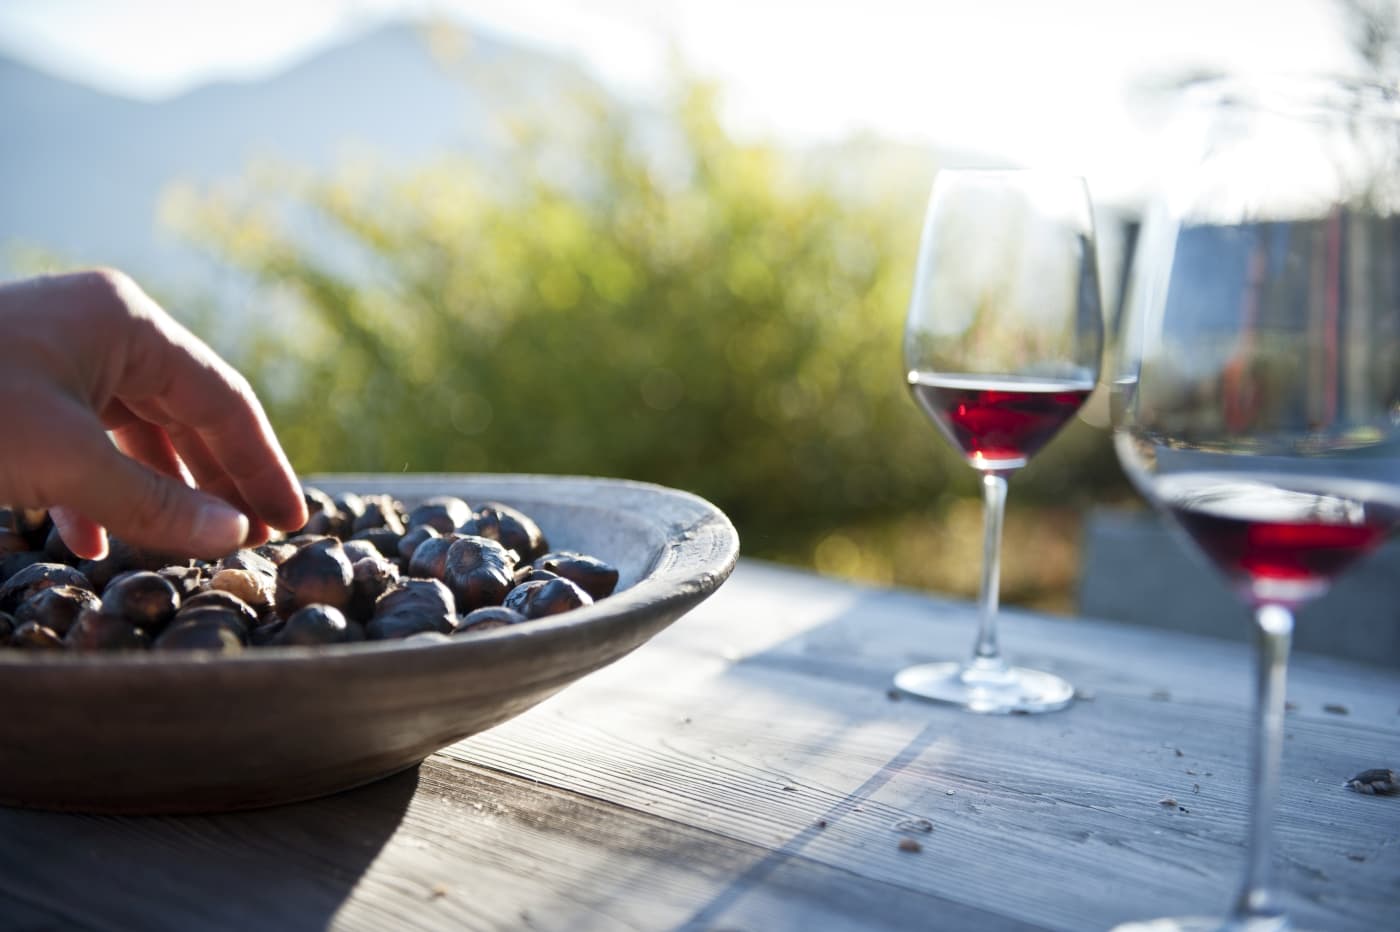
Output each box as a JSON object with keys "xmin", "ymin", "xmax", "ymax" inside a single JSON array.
[
  {"xmin": 907, "ymin": 372, "xmax": 1096, "ymax": 471},
  {"xmin": 1156, "ymin": 473, "xmax": 1400, "ymax": 606}
]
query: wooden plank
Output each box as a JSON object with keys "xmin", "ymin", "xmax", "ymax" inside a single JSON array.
[
  {"xmin": 0, "ymin": 759, "xmax": 1039, "ymax": 932},
  {"xmin": 436, "ymin": 561, "xmax": 1400, "ymax": 932},
  {"xmin": 0, "ymin": 560, "xmax": 1393, "ymax": 932}
]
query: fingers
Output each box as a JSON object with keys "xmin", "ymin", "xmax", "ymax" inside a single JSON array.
[
  {"xmin": 49, "ymin": 507, "xmax": 108, "ymax": 562},
  {"xmin": 108, "ymin": 412, "xmax": 192, "ymax": 486},
  {"xmin": 92, "ymin": 273, "xmax": 309, "ymax": 533},
  {"xmin": 32, "ymin": 397, "xmax": 250, "ymax": 559}
]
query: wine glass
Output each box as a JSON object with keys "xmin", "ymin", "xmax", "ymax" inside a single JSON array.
[
  {"xmin": 896, "ymin": 170, "xmax": 1104, "ymax": 714},
  {"xmin": 1113, "ymin": 76, "xmax": 1400, "ymax": 931}
]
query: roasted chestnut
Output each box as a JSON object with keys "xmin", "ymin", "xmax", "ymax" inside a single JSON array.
[
  {"xmin": 209, "ymin": 568, "xmax": 273, "ymax": 615},
  {"xmin": 340, "ymin": 539, "xmax": 382, "ymax": 564},
  {"xmin": 297, "ymin": 487, "xmax": 342, "ymax": 537},
  {"xmin": 157, "ymin": 563, "xmax": 206, "ymax": 600},
  {"xmin": 178, "ymin": 591, "xmax": 259, "ymax": 631},
  {"xmin": 65, "ymin": 609, "xmax": 151, "ymax": 651},
  {"xmin": 14, "ymin": 584, "xmax": 101, "ymax": 636},
  {"xmin": 77, "ymin": 538, "xmax": 152, "ymax": 593},
  {"xmin": 218, "ymin": 549, "xmax": 278, "ymax": 579},
  {"xmin": 534, "ymin": 552, "xmax": 620, "ymax": 600},
  {"xmin": 0, "ymin": 563, "xmax": 93, "ymax": 614},
  {"xmin": 407, "ymin": 533, "xmax": 461, "ymax": 580},
  {"xmin": 513, "ymin": 565, "xmax": 559, "ymax": 587},
  {"xmin": 459, "ymin": 503, "xmax": 547, "ymax": 563},
  {"xmin": 442, "ymin": 536, "xmax": 515, "ymax": 612},
  {"xmin": 367, "ymin": 578, "xmax": 456, "ymax": 639},
  {"xmin": 455, "ymin": 605, "xmax": 528, "ymax": 635},
  {"xmin": 353, "ymin": 494, "xmax": 405, "ymax": 535},
  {"xmin": 349, "ymin": 527, "xmax": 403, "ymax": 560},
  {"xmin": 407, "ymin": 496, "xmax": 471, "ymax": 534},
  {"xmin": 349, "ymin": 555, "xmax": 400, "ymax": 623},
  {"xmin": 254, "ymin": 541, "xmax": 299, "ymax": 567},
  {"xmin": 103, "ymin": 570, "xmax": 181, "ymax": 633},
  {"xmin": 508, "ymin": 577, "xmax": 593, "ymax": 620},
  {"xmin": 154, "ymin": 616, "xmax": 245, "ymax": 652},
  {"xmin": 397, "ymin": 524, "xmax": 439, "ymax": 563},
  {"xmin": 271, "ymin": 604, "xmax": 357, "ymax": 646},
  {"xmin": 275, "ymin": 538, "xmax": 354, "ymax": 618},
  {"xmin": 10, "ymin": 620, "xmax": 65, "ymax": 649}
]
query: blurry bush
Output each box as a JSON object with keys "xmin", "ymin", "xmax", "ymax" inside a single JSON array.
[{"xmin": 167, "ymin": 76, "xmax": 1125, "ymax": 601}]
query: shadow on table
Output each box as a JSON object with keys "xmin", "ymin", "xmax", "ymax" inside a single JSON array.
[{"xmin": 0, "ymin": 765, "xmax": 419, "ymax": 931}]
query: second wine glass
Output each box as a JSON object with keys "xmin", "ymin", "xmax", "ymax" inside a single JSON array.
[{"xmin": 897, "ymin": 169, "xmax": 1104, "ymax": 714}]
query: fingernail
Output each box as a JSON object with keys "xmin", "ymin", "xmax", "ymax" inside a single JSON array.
[{"xmin": 190, "ymin": 501, "xmax": 249, "ymax": 555}]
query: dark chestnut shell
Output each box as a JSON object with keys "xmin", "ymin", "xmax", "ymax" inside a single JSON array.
[
  {"xmin": 154, "ymin": 617, "xmax": 246, "ymax": 651},
  {"xmin": 441, "ymin": 536, "xmax": 515, "ymax": 612},
  {"xmin": 349, "ymin": 556, "xmax": 400, "ymax": 623},
  {"xmin": 459, "ymin": 503, "xmax": 547, "ymax": 563},
  {"xmin": 407, "ymin": 534, "xmax": 462, "ymax": 580},
  {"xmin": 65, "ymin": 609, "xmax": 151, "ymax": 651},
  {"xmin": 103, "ymin": 570, "xmax": 182, "ymax": 633},
  {"xmin": 14, "ymin": 584, "xmax": 101, "ymax": 636},
  {"xmin": 0, "ymin": 563, "xmax": 93, "ymax": 614},
  {"xmin": 509, "ymin": 577, "xmax": 593, "ymax": 620},
  {"xmin": 9, "ymin": 621, "xmax": 65, "ymax": 649},
  {"xmin": 407, "ymin": 497, "xmax": 472, "ymax": 534},
  {"xmin": 274, "ymin": 538, "xmax": 354, "ymax": 619},
  {"xmin": 455, "ymin": 605, "xmax": 528, "ymax": 635},
  {"xmin": 367, "ymin": 579, "xmax": 456, "ymax": 639},
  {"xmin": 534, "ymin": 551, "xmax": 619, "ymax": 601},
  {"xmin": 271, "ymin": 604, "xmax": 355, "ymax": 646}
]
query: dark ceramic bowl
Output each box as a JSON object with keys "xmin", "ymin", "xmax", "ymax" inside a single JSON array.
[{"xmin": 0, "ymin": 474, "xmax": 738, "ymax": 813}]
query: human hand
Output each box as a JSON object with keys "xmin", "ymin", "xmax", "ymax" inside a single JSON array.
[{"xmin": 0, "ymin": 269, "xmax": 308, "ymax": 560}]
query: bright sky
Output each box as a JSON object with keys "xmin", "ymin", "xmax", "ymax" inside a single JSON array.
[{"xmin": 0, "ymin": 0, "xmax": 1364, "ymax": 203}]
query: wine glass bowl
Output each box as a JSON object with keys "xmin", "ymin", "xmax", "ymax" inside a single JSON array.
[
  {"xmin": 1113, "ymin": 76, "xmax": 1400, "ymax": 930},
  {"xmin": 896, "ymin": 170, "xmax": 1103, "ymax": 714}
]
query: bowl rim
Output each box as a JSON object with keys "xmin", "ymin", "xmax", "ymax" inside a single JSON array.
[{"xmin": 0, "ymin": 473, "xmax": 740, "ymax": 670}]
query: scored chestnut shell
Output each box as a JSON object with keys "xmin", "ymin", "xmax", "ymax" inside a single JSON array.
[
  {"xmin": 441, "ymin": 536, "xmax": 515, "ymax": 612},
  {"xmin": 13, "ymin": 584, "xmax": 101, "ymax": 636},
  {"xmin": 102, "ymin": 570, "xmax": 182, "ymax": 634},
  {"xmin": 274, "ymin": 538, "xmax": 354, "ymax": 619},
  {"xmin": 65, "ymin": 609, "xmax": 151, "ymax": 651},
  {"xmin": 0, "ymin": 563, "xmax": 94, "ymax": 614}
]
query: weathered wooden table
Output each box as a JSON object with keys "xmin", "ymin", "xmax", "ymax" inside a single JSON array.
[{"xmin": 1, "ymin": 560, "xmax": 1396, "ymax": 931}]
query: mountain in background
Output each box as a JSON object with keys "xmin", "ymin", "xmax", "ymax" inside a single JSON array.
[{"xmin": 0, "ymin": 20, "xmax": 597, "ymax": 286}]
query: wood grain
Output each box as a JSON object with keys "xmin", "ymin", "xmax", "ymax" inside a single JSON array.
[{"xmin": 0, "ymin": 559, "xmax": 1395, "ymax": 932}]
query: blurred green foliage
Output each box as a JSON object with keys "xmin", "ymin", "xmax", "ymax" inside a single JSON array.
[{"xmin": 169, "ymin": 77, "xmax": 1125, "ymax": 585}]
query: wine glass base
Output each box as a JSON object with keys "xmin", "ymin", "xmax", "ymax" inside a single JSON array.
[{"xmin": 892, "ymin": 661, "xmax": 1074, "ymax": 714}]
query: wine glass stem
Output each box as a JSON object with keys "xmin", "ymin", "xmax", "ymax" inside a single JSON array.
[
  {"xmin": 1230, "ymin": 603, "xmax": 1294, "ymax": 925},
  {"xmin": 971, "ymin": 472, "xmax": 1008, "ymax": 670}
]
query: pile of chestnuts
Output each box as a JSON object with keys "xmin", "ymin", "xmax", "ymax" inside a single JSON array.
[{"xmin": 0, "ymin": 489, "xmax": 619, "ymax": 653}]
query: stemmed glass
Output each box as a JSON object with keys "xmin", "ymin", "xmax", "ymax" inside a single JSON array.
[
  {"xmin": 896, "ymin": 170, "xmax": 1104, "ymax": 714},
  {"xmin": 1113, "ymin": 76, "xmax": 1400, "ymax": 931}
]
